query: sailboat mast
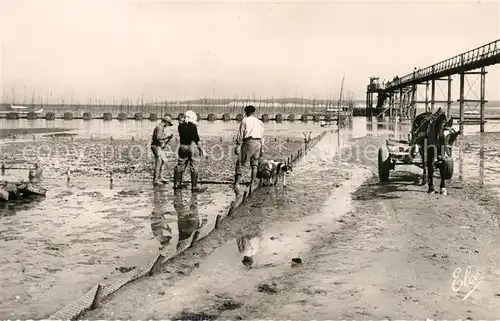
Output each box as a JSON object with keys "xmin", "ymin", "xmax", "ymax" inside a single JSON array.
[{"xmin": 337, "ymin": 75, "xmax": 345, "ymax": 125}]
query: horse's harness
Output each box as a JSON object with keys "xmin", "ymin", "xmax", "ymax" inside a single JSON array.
[
  {"xmin": 410, "ymin": 113, "xmax": 437, "ymax": 145},
  {"xmin": 411, "ymin": 112, "xmax": 456, "ymax": 161}
]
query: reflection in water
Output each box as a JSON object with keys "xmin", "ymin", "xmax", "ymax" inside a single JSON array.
[
  {"xmin": 0, "ymin": 202, "xmax": 9, "ymax": 218},
  {"xmin": 150, "ymin": 190, "xmax": 174, "ymax": 250},
  {"xmin": 458, "ymin": 138, "xmax": 464, "ymax": 181},
  {"xmin": 348, "ymin": 116, "xmax": 354, "ymax": 131},
  {"xmin": 479, "ymin": 134, "xmax": 485, "ymax": 188},
  {"xmin": 174, "ymin": 191, "xmax": 206, "ymax": 246},
  {"xmin": 150, "ymin": 189, "xmax": 207, "ymax": 253},
  {"xmin": 0, "ymin": 197, "xmax": 44, "ymax": 218},
  {"xmin": 366, "ymin": 116, "xmax": 373, "ymax": 133},
  {"xmin": 376, "ymin": 115, "xmax": 386, "ymax": 131},
  {"xmin": 236, "ymin": 231, "xmax": 263, "ymax": 267}
]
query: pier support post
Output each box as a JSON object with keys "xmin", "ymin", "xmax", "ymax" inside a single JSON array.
[
  {"xmin": 411, "ymin": 84, "xmax": 417, "ymax": 121},
  {"xmin": 447, "ymin": 76, "xmax": 452, "ymax": 117},
  {"xmin": 366, "ymin": 91, "xmax": 373, "ymax": 117},
  {"xmin": 398, "ymin": 87, "xmax": 403, "ymax": 120},
  {"xmin": 425, "ymin": 81, "xmax": 430, "ymax": 112},
  {"xmin": 459, "ymin": 72, "xmax": 465, "ymax": 134},
  {"xmin": 389, "ymin": 92, "xmax": 394, "ymax": 119},
  {"xmin": 431, "ymin": 79, "xmax": 436, "ymax": 111},
  {"xmin": 480, "ymin": 67, "xmax": 486, "ymax": 133},
  {"xmin": 365, "ymin": 92, "xmax": 369, "ymax": 116}
]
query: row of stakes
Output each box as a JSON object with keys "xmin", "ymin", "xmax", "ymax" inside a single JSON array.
[
  {"xmin": 284, "ymin": 131, "xmax": 326, "ymax": 165},
  {"xmin": 4, "ymin": 112, "xmax": 348, "ymax": 122}
]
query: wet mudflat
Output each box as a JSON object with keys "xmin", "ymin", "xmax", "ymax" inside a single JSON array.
[
  {"xmin": 0, "ymin": 136, "xmax": 303, "ymax": 319},
  {"xmin": 0, "ymin": 177, "xmax": 234, "ymax": 319},
  {"xmin": 83, "ymin": 130, "xmax": 500, "ymax": 320},
  {"xmin": 0, "ymin": 118, "xmax": 328, "ymax": 319},
  {"xmin": 83, "ymin": 130, "xmax": 360, "ymax": 319}
]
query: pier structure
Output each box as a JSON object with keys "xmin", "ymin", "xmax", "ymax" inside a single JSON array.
[{"xmin": 366, "ymin": 39, "xmax": 500, "ymax": 132}]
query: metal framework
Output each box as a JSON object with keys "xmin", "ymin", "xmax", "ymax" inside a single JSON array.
[{"xmin": 366, "ymin": 39, "xmax": 500, "ymax": 132}]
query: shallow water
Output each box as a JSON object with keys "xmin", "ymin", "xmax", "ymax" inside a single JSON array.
[
  {"xmin": 0, "ymin": 176, "xmax": 233, "ymax": 319},
  {"xmin": 1, "ymin": 116, "xmax": 500, "ymax": 318},
  {"xmin": 0, "ymin": 119, "xmax": 329, "ymax": 140}
]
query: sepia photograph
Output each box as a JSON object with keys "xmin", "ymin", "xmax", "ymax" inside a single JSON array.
[{"xmin": 0, "ymin": 0, "xmax": 499, "ymax": 319}]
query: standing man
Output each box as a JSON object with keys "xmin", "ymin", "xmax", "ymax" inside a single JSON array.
[
  {"xmin": 173, "ymin": 110, "xmax": 207, "ymax": 193},
  {"xmin": 233, "ymin": 105, "xmax": 264, "ymax": 189},
  {"xmin": 151, "ymin": 115, "xmax": 174, "ymax": 186}
]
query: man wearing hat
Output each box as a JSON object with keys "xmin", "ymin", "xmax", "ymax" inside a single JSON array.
[
  {"xmin": 151, "ymin": 115, "xmax": 174, "ymax": 186},
  {"xmin": 233, "ymin": 105, "xmax": 264, "ymax": 189}
]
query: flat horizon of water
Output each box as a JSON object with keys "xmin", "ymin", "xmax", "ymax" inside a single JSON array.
[{"xmin": 1, "ymin": 116, "xmax": 499, "ymax": 141}]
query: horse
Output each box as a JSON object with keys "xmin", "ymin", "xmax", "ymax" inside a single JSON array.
[{"xmin": 411, "ymin": 108, "xmax": 461, "ymax": 195}]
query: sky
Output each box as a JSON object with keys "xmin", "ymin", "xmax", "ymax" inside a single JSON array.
[{"xmin": 0, "ymin": 0, "xmax": 499, "ymax": 104}]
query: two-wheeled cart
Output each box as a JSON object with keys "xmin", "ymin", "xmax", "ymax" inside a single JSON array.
[{"xmin": 377, "ymin": 134, "xmax": 454, "ymax": 182}]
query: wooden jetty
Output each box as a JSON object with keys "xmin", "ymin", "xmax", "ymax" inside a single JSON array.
[{"xmin": 366, "ymin": 38, "xmax": 500, "ymax": 132}]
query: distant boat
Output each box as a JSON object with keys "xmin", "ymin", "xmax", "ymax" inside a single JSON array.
[
  {"xmin": 0, "ymin": 104, "xmax": 43, "ymax": 114},
  {"xmin": 10, "ymin": 104, "xmax": 28, "ymax": 109},
  {"xmin": 320, "ymin": 120, "xmax": 335, "ymax": 127},
  {"xmin": 464, "ymin": 110, "xmax": 480, "ymax": 117}
]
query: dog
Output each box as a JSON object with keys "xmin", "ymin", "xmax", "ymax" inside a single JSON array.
[{"xmin": 256, "ymin": 159, "xmax": 292, "ymax": 187}]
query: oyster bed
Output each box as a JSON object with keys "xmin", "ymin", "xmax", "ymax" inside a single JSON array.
[{"xmin": 0, "ymin": 137, "xmax": 304, "ymax": 182}]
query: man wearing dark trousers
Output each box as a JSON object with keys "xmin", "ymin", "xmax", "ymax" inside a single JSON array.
[
  {"xmin": 151, "ymin": 115, "xmax": 174, "ymax": 186},
  {"xmin": 233, "ymin": 105, "xmax": 264, "ymax": 190},
  {"xmin": 173, "ymin": 110, "xmax": 207, "ymax": 193}
]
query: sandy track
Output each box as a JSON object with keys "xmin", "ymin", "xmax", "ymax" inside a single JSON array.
[
  {"xmin": 211, "ymin": 173, "xmax": 500, "ymax": 319},
  {"xmin": 84, "ymin": 134, "xmax": 500, "ymax": 319}
]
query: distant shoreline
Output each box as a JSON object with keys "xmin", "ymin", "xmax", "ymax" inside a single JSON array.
[{"xmin": 0, "ymin": 128, "xmax": 73, "ymax": 139}]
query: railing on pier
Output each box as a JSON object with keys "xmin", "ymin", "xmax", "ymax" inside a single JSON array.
[{"xmin": 384, "ymin": 39, "xmax": 500, "ymax": 90}]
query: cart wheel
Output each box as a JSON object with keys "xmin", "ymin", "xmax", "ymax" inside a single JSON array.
[
  {"xmin": 439, "ymin": 157, "xmax": 454, "ymax": 180},
  {"xmin": 378, "ymin": 146, "xmax": 391, "ymax": 182}
]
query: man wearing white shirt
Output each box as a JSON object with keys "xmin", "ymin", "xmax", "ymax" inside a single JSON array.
[{"xmin": 233, "ymin": 105, "xmax": 264, "ymax": 188}]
